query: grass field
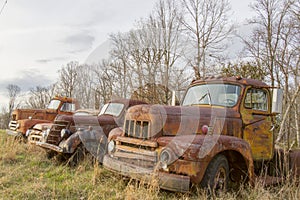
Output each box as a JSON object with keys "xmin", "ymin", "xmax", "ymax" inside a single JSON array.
[{"xmin": 0, "ymin": 130, "xmax": 300, "ymax": 200}]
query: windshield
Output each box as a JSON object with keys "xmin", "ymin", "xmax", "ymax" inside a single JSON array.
[
  {"xmin": 47, "ymin": 99, "xmax": 61, "ymax": 109},
  {"xmin": 182, "ymin": 84, "xmax": 241, "ymax": 107},
  {"xmin": 60, "ymin": 103, "xmax": 76, "ymax": 112},
  {"xmin": 99, "ymin": 103, "xmax": 124, "ymax": 117}
]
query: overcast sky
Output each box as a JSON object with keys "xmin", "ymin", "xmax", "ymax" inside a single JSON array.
[{"xmin": 0, "ymin": 0, "xmax": 253, "ymax": 107}]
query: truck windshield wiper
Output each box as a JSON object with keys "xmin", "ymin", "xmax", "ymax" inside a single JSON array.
[
  {"xmin": 198, "ymin": 93, "xmax": 207, "ymax": 102},
  {"xmin": 198, "ymin": 92, "xmax": 211, "ymax": 105}
]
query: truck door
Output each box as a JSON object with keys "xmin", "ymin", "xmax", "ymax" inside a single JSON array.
[{"xmin": 241, "ymin": 87, "xmax": 273, "ymax": 160}]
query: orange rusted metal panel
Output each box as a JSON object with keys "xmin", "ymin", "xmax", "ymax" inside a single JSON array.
[
  {"xmin": 241, "ymin": 86, "xmax": 274, "ymax": 160},
  {"xmin": 6, "ymin": 96, "xmax": 78, "ymax": 138}
]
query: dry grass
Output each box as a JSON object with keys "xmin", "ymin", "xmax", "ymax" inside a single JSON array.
[{"xmin": 1, "ymin": 130, "xmax": 300, "ymax": 199}]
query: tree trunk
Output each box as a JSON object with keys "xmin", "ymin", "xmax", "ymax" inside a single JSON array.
[
  {"xmin": 295, "ymin": 106, "xmax": 300, "ymax": 147},
  {"xmin": 276, "ymin": 84, "xmax": 300, "ymax": 143}
]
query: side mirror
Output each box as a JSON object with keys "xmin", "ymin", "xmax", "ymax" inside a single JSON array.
[{"xmin": 271, "ymin": 88, "xmax": 283, "ymax": 114}]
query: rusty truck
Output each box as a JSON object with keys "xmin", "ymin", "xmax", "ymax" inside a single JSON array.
[
  {"xmin": 103, "ymin": 76, "xmax": 300, "ymax": 192},
  {"xmin": 27, "ymin": 109, "xmax": 99, "ymax": 144},
  {"xmin": 6, "ymin": 96, "xmax": 78, "ymax": 141},
  {"xmin": 33, "ymin": 99, "xmax": 147, "ymax": 164}
]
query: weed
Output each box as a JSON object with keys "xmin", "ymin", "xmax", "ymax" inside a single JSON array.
[{"xmin": 1, "ymin": 130, "xmax": 300, "ymax": 199}]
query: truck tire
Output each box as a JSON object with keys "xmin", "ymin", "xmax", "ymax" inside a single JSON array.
[
  {"xmin": 200, "ymin": 154, "xmax": 229, "ymax": 192},
  {"xmin": 68, "ymin": 144, "xmax": 85, "ymax": 167},
  {"xmin": 46, "ymin": 151, "xmax": 56, "ymax": 159},
  {"xmin": 14, "ymin": 132, "xmax": 26, "ymax": 143}
]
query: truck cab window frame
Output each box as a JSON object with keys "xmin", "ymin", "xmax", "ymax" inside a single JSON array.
[
  {"xmin": 182, "ymin": 83, "xmax": 241, "ymax": 107},
  {"xmin": 244, "ymin": 88, "xmax": 269, "ymax": 112},
  {"xmin": 60, "ymin": 102, "xmax": 76, "ymax": 112},
  {"xmin": 47, "ymin": 99, "xmax": 61, "ymax": 110}
]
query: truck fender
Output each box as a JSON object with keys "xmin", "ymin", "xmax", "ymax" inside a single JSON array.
[
  {"xmin": 76, "ymin": 128, "xmax": 108, "ymax": 162},
  {"xmin": 61, "ymin": 131, "xmax": 81, "ymax": 153},
  {"xmin": 157, "ymin": 134, "xmax": 255, "ymax": 185},
  {"xmin": 19, "ymin": 119, "xmax": 52, "ymax": 134},
  {"xmin": 108, "ymin": 127, "xmax": 123, "ymax": 141}
]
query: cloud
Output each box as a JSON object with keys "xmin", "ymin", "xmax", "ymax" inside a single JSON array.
[
  {"xmin": 35, "ymin": 59, "xmax": 52, "ymax": 64},
  {"xmin": 36, "ymin": 56, "xmax": 67, "ymax": 64},
  {"xmin": 61, "ymin": 31, "xmax": 95, "ymax": 53},
  {"xmin": 0, "ymin": 68, "xmax": 54, "ymax": 92}
]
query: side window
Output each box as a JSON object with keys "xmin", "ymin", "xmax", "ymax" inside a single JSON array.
[
  {"xmin": 60, "ymin": 103, "xmax": 76, "ymax": 112},
  {"xmin": 245, "ymin": 88, "xmax": 268, "ymax": 111}
]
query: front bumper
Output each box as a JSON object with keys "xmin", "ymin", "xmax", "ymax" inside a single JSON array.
[
  {"xmin": 36, "ymin": 142, "xmax": 64, "ymax": 153},
  {"xmin": 6, "ymin": 129, "xmax": 19, "ymax": 136},
  {"xmin": 103, "ymin": 155, "xmax": 190, "ymax": 192}
]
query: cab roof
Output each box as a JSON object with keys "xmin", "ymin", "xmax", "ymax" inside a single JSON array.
[
  {"xmin": 190, "ymin": 76, "xmax": 269, "ymax": 88},
  {"xmin": 52, "ymin": 96, "xmax": 76, "ymax": 103},
  {"xmin": 108, "ymin": 98, "xmax": 148, "ymax": 107}
]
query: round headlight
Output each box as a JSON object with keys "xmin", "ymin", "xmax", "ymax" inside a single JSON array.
[
  {"xmin": 159, "ymin": 148, "xmax": 176, "ymax": 170},
  {"xmin": 160, "ymin": 150, "xmax": 171, "ymax": 163},
  {"xmin": 107, "ymin": 140, "xmax": 116, "ymax": 154},
  {"xmin": 61, "ymin": 129, "xmax": 71, "ymax": 139},
  {"xmin": 61, "ymin": 129, "xmax": 67, "ymax": 138}
]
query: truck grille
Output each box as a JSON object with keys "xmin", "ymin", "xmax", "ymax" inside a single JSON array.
[
  {"xmin": 46, "ymin": 120, "xmax": 69, "ymax": 145},
  {"xmin": 8, "ymin": 120, "xmax": 18, "ymax": 131},
  {"xmin": 124, "ymin": 120, "xmax": 150, "ymax": 139},
  {"xmin": 28, "ymin": 132, "xmax": 42, "ymax": 143},
  {"xmin": 114, "ymin": 136, "xmax": 158, "ymax": 169}
]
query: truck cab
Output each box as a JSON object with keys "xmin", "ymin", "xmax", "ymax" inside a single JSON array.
[
  {"xmin": 6, "ymin": 96, "xmax": 78, "ymax": 140},
  {"xmin": 102, "ymin": 76, "xmax": 296, "ymax": 192},
  {"xmin": 33, "ymin": 99, "xmax": 147, "ymax": 164}
]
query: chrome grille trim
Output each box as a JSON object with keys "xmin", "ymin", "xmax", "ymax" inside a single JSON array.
[
  {"xmin": 8, "ymin": 120, "xmax": 18, "ymax": 131},
  {"xmin": 124, "ymin": 120, "xmax": 150, "ymax": 139}
]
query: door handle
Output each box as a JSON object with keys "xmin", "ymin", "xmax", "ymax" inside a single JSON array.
[{"xmin": 269, "ymin": 125, "xmax": 275, "ymax": 132}]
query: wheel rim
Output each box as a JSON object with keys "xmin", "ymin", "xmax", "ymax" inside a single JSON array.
[{"xmin": 214, "ymin": 166, "xmax": 227, "ymax": 190}]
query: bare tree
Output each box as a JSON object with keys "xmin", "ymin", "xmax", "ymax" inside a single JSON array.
[
  {"xmin": 151, "ymin": 0, "xmax": 187, "ymax": 104},
  {"xmin": 74, "ymin": 64, "xmax": 96, "ymax": 108},
  {"xmin": 25, "ymin": 86, "xmax": 55, "ymax": 109},
  {"xmin": 1, "ymin": 84, "xmax": 21, "ymax": 128},
  {"xmin": 179, "ymin": 0, "xmax": 234, "ymax": 79},
  {"xmin": 109, "ymin": 0, "xmax": 188, "ymax": 104},
  {"xmin": 93, "ymin": 61, "xmax": 114, "ymax": 107},
  {"xmin": 109, "ymin": 33, "xmax": 133, "ymax": 99},
  {"xmin": 7, "ymin": 84, "xmax": 21, "ymax": 118},
  {"xmin": 276, "ymin": 84, "xmax": 300, "ymax": 144},
  {"xmin": 291, "ymin": 0, "xmax": 300, "ymax": 147},
  {"xmin": 243, "ymin": 0, "xmax": 300, "ymax": 145},
  {"xmin": 243, "ymin": 0, "xmax": 293, "ymax": 87},
  {"xmin": 58, "ymin": 61, "xmax": 79, "ymax": 97},
  {"xmin": 131, "ymin": 83, "xmax": 172, "ymax": 104},
  {"xmin": 0, "ymin": 108, "xmax": 9, "ymax": 129}
]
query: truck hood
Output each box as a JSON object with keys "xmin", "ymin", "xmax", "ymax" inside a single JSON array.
[
  {"xmin": 55, "ymin": 114, "xmax": 118, "ymax": 129},
  {"xmin": 33, "ymin": 122, "xmax": 53, "ymax": 131},
  {"xmin": 12, "ymin": 108, "xmax": 56, "ymax": 120},
  {"xmin": 126, "ymin": 104, "xmax": 241, "ymax": 137}
]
